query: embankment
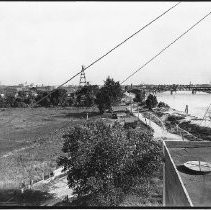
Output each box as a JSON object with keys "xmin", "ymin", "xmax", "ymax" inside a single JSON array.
[{"xmin": 142, "ymin": 106, "xmax": 211, "ymax": 142}]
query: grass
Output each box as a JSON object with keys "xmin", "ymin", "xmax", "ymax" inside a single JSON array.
[
  {"xmin": 0, "ymin": 106, "xmax": 163, "ymax": 207},
  {"xmin": 0, "ymin": 106, "xmax": 100, "ymax": 190},
  {"xmin": 179, "ymin": 121, "xmax": 211, "ymax": 141}
]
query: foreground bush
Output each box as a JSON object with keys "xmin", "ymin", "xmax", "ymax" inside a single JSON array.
[
  {"xmin": 157, "ymin": 101, "xmax": 169, "ymax": 108},
  {"xmin": 57, "ymin": 120, "xmax": 162, "ymax": 206}
]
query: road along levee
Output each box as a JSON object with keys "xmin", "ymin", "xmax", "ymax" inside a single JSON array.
[{"xmin": 128, "ymin": 106, "xmax": 187, "ymax": 141}]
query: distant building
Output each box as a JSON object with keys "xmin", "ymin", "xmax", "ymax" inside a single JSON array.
[
  {"xmin": 112, "ymin": 105, "xmax": 127, "ymax": 113},
  {"xmin": 122, "ymin": 91, "xmax": 135, "ymax": 104}
]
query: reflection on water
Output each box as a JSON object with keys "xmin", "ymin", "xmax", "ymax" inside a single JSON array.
[{"xmin": 156, "ymin": 91, "xmax": 211, "ymax": 118}]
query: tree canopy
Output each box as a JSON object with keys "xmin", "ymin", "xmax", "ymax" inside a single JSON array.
[
  {"xmin": 95, "ymin": 77, "xmax": 122, "ymax": 113},
  {"xmin": 50, "ymin": 88, "xmax": 67, "ymax": 106},
  {"xmin": 130, "ymin": 88, "xmax": 146, "ymax": 103},
  {"xmin": 57, "ymin": 120, "xmax": 162, "ymax": 206},
  {"xmin": 75, "ymin": 85, "xmax": 99, "ymax": 107},
  {"xmin": 145, "ymin": 94, "xmax": 158, "ymax": 110}
]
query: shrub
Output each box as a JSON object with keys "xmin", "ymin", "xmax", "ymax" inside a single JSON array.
[
  {"xmin": 15, "ymin": 101, "xmax": 28, "ymax": 108},
  {"xmin": 157, "ymin": 102, "xmax": 169, "ymax": 108}
]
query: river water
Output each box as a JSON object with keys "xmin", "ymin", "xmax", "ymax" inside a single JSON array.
[{"xmin": 156, "ymin": 91, "xmax": 211, "ymax": 119}]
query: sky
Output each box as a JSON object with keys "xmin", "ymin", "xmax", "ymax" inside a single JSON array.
[{"xmin": 0, "ymin": 1, "xmax": 211, "ymax": 86}]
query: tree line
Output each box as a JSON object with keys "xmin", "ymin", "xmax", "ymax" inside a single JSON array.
[
  {"xmin": 0, "ymin": 77, "xmax": 162, "ymax": 112},
  {"xmin": 0, "ymin": 77, "xmax": 123, "ymax": 112}
]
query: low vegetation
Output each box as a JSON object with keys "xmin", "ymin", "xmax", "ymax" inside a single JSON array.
[
  {"xmin": 0, "ymin": 107, "xmax": 99, "ymax": 190},
  {"xmin": 179, "ymin": 121, "xmax": 211, "ymax": 141}
]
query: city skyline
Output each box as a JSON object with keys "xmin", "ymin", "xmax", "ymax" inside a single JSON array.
[{"xmin": 1, "ymin": 2, "xmax": 211, "ymax": 86}]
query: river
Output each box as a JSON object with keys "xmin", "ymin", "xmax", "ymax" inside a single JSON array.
[{"xmin": 156, "ymin": 91, "xmax": 211, "ymax": 119}]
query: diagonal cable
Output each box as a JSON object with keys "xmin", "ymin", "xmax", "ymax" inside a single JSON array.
[
  {"xmin": 31, "ymin": 2, "xmax": 181, "ymax": 107},
  {"xmin": 121, "ymin": 10, "xmax": 211, "ymax": 84}
]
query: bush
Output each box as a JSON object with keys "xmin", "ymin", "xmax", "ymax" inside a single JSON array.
[
  {"xmin": 165, "ymin": 115, "xmax": 184, "ymax": 125},
  {"xmin": 36, "ymin": 91, "xmax": 51, "ymax": 107},
  {"xmin": 50, "ymin": 88, "xmax": 67, "ymax": 106},
  {"xmin": 15, "ymin": 101, "xmax": 28, "ymax": 108},
  {"xmin": 157, "ymin": 102, "xmax": 169, "ymax": 108},
  {"xmin": 130, "ymin": 89, "xmax": 145, "ymax": 103},
  {"xmin": 5, "ymin": 94, "xmax": 16, "ymax": 107},
  {"xmin": 0, "ymin": 96, "xmax": 7, "ymax": 108}
]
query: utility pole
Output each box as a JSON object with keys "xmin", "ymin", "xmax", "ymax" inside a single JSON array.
[{"xmin": 129, "ymin": 92, "xmax": 132, "ymax": 112}]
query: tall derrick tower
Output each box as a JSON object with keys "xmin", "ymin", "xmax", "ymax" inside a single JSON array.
[{"xmin": 79, "ymin": 65, "xmax": 87, "ymax": 87}]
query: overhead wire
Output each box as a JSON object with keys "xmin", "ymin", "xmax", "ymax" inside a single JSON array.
[
  {"xmin": 120, "ymin": 10, "xmax": 211, "ymax": 84},
  {"xmin": 31, "ymin": 2, "xmax": 181, "ymax": 108},
  {"xmin": 0, "ymin": 2, "xmax": 181, "ymax": 158}
]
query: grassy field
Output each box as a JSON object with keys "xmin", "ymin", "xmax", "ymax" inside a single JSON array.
[
  {"xmin": 0, "ymin": 107, "xmax": 100, "ymax": 189},
  {"xmin": 0, "ymin": 106, "xmax": 163, "ymax": 206}
]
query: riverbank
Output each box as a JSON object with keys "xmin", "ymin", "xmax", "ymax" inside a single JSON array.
[
  {"xmin": 131, "ymin": 107, "xmax": 184, "ymax": 141},
  {"xmin": 141, "ymin": 105, "xmax": 211, "ymax": 142}
]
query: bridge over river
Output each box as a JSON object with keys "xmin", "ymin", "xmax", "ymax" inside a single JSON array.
[
  {"xmin": 133, "ymin": 85, "xmax": 211, "ymax": 94},
  {"xmin": 170, "ymin": 85, "xmax": 211, "ymax": 94}
]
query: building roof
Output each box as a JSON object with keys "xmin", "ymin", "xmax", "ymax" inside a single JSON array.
[
  {"xmin": 116, "ymin": 112, "xmax": 127, "ymax": 117},
  {"xmin": 112, "ymin": 106, "xmax": 127, "ymax": 113},
  {"xmin": 124, "ymin": 116, "xmax": 138, "ymax": 123},
  {"xmin": 165, "ymin": 140, "xmax": 211, "ymax": 206}
]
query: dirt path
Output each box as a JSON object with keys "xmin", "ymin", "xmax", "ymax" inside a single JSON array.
[
  {"xmin": 131, "ymin": 108, "xmax": 186, "ymax": 141},
  {"xmin": 32, "ymin": 167, "xmax": 74, "ymax": 206}
]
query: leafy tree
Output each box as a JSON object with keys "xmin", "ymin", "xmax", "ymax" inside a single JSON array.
[
  {"xmin": 5, "ymin": 94, "xmax": 16, "ymax": 107},
  {"xmin": 0, "ymin": 96, "xmax": 6, "ymax": 108},
  {"xmin": 95, "ymin": 87, "xmax": 112, "ymax": 114},
  {"xmin": 75, "ymin": 85, "xmax": 99, "ymax": 107},
  {"xmin": 95, "ymin": 77, "xmax": 122, "ymax": 114},
  {"xmin": 50, "ymin": 88, "xmax": 67, "ymax": 106},
  {"xmin": 14, "ymin": 98, "xmax": 28, "ymax": 108},
  {"xmin": 16, "ymin": 91, "xmax": 35, "ymax": 106},
  {"xmin": 103, "ymin": 77, "xmax": 122, "ymax": 104},
  {"xmin": 24, "ymin": 96, "xmax": 36, "ymax": 106},
  {"xmin": 60, "ymin": 96, "xmax": 74, "ymax": 107},
  {"xmin": 57, "ymin": 120, "xmax": 162, "ymax": 206},
  {"xmin": 18, "ymin": 91, "xmax": 27, "ymax": 99},
  {"xmin": 130, "ymin": 89, "xmax": 146, "ymax": 103},
  {"xmin": 36, "ymin": 91, "xmax": 51, "ymax": 107},
  {"xmin": 145, "ymin": 94, "xmax": 158, "ymax": 110}
]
